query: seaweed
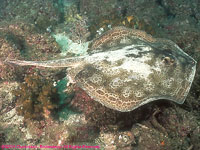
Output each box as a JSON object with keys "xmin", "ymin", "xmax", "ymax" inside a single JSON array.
[{"xmin": 14, "ymin": 74, "xmax": 59, "ymax": 121}]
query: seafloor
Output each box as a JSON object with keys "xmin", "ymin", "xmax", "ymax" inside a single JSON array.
[{"xmin": 0, "ymin": 0, "xmax": 200, "ymax": 150}]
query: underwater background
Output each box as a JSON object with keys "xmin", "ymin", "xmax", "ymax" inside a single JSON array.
[{"xmin": 0, "ymin": 0, "xmax": 200, "ymax": 149}]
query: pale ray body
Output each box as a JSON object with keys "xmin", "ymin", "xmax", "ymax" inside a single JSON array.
[{"xmin": 6, "ymin": 26, "xmax": 196, "ymax": 112}]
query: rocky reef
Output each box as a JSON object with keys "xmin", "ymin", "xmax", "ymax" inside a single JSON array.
[
  {"xmin": 0, "ymin": 0, "xmax": 60, "ymax": 31},
  {"xmin": 0, "ymin": 0, "xmax": 200, "ymax": 149},
  {"xmin": 0, "ymin": 21, "xmax": 61, "ymax": 82},
  {"xmin": 0, "ymin": 37, "xmax": 23, "ymax": 81}
]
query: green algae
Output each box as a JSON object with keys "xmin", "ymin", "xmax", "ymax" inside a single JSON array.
[{"xmin": 56, "ymin": 77, "xmax": 77, "ymax": 120}]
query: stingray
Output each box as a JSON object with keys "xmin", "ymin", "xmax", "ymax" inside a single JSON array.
[{"xmin": 5, "ymin": 26, "xmax": 196, "ymax": 112}]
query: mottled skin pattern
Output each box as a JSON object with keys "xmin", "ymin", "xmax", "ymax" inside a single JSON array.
[
  {"xmin": 5, "ymin": 27, "xmax": 196, "ymax": 112},
  {"xmin": 89, "ymin": 26, "xmax": 156, "ymax": 51}
]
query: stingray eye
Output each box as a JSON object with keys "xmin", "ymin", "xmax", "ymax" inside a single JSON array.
[
  {"xmin": 162, "ymin": 56, "xmax": 175, "ymax": 65},
  {"xmin": 121, "ymin": 134, "xmax": 130, "ymax": 143}
]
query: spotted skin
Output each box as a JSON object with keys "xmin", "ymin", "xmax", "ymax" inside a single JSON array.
[
  {"xmin": 5, "ymin": 27, "xmax": 196, "ymax": 112},
  {"xmin": 89, "ymin": 26, "xmax": 156, "ymax": 51}
]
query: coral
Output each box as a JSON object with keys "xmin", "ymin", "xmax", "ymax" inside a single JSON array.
[{"xmin": 14, "ymin": 73, "xmax": 59, "ymax": 121}]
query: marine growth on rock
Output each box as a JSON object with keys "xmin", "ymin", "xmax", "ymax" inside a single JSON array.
[{"xmin": 14, "ymin": 74, "xmax": 59, "ymax": 120}]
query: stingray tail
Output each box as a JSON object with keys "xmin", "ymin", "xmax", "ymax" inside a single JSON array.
[{"xmin": 5, "ymin": 56, "xmax": 86, "ymax": 68}]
